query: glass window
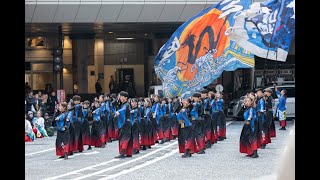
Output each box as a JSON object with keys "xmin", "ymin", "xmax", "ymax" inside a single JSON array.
[{"xmin": 32, "ymin": 73, "xmax": 53, "ymax": 90}]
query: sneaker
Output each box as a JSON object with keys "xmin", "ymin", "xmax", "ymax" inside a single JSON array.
[
  {"xmin": 197, "ymin": 149, "xmax": 205, "ymax": 154},
  {"xmin": 251, "ymin": 154, "xmax": 259, "ymax": 158},
  {"xmin": 114, "ymin": 154, "xmax": 125, "ymax": 158},
  {"xmin": 134, "ymin": 151, "xmax": 140, "ymax": 154}
]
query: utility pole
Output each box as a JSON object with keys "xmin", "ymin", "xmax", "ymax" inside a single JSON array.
[
  {"xmin": 58, "ymin": 25, "xmax": 64, "ymax": 89},
  {"xmin": 52, "ymin": 26, "xmax": 64, "ymax": 90}
]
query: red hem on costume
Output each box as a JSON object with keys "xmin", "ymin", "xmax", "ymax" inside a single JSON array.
[
  {"xmin": 240, "ymin": 140, "xmax": 258, "ymax": 155},
  {"xmin": 56, "ymin": 143, "xmax": 70, "ymax": 156},
  {"xmin": 279, "ymin": 120, "xmax": 286, "ymax": 127}
]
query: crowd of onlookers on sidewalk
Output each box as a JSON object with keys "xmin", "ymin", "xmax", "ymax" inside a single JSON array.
[{"xmin": 25, "ymin": 82, "xmax": 57, "ymax": 142}]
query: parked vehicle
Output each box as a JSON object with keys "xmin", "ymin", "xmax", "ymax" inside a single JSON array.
[
  {"xmin": 148, "ymin": 85, "xmax": 163, "ymax": 97},
  {"xmin": 227, "ymin": 84, "xmax": 295, "ymax": 120}
]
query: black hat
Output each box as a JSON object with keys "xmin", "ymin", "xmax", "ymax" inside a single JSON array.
[
  {"xmin": 200, "ymin": 89, "xmax": 208, "ymax": 94},
  {"xmin": 119, "ymin": 91, "xmax": 129, "ymax": 98},
  {"xmin": 72, "ymin": 95, "xmax": 81, "ymax": 101},
  {"xmin": 255, "ymin": 88, "xmax": 263, "ymax": 93},
  {"xmin": 110, "ymin": 93, "xmax": 117, "ymax": 99},
  {"xmin": 104, "ymin": 93, "xmax": 110, "ymax": 98},
  {"xmin": 264, "ymin": 88, "xmax": 273, "ymax": 93},
  {"xmin": 83, "ymin": 100, "xmax": 90, "ymax": 104},
  {"xmin": 131, "ymin": 98, "xmax": 138, "ymax": 102},
  {"xmin": 192, "ymin": 93, "xmax": 201, "ymax": 98}
]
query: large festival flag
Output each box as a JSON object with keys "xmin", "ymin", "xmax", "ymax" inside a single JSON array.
[
  {"xmin": 154, "ymin": 0, "xmax": 255, "ymax": 98},
  {"xmin": 227, "ymin": 0, "xmax": 295, "ymax": 61}
]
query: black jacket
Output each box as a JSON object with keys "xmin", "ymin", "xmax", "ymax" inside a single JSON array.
[{"xmin": 95, "ymin": 82, "xmax": 103, "ymax": 93}]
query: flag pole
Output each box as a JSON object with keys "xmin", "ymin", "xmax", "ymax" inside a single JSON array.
[
  {"xmin": 273, "ymin": 0, "xmax": 284, "ymax": 86},
  {"xmin": 264, "ymin": 0, "xmax": 283, "ymax": 87}
]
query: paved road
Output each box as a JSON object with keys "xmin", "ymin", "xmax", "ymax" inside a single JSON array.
[{"xmin": 25, "ymin": 120, "xmax": 294, "ymax": 180}]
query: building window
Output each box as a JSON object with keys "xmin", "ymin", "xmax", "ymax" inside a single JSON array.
[{"xmin": 25, "ymin": 37, "xmax": 47, "ymax": 49}]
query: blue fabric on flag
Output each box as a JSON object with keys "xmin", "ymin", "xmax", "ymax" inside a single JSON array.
[
  {"xmin": 228, "ymin": 0, "xmax": 295, "ymax": 61},
  {"xmin": 154, "ymin": 0, "xmax": 255, "ymax": 98}
]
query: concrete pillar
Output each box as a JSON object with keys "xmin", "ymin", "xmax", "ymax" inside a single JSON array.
[
  {"xmin": 72, "ymin": 39, "xmax": 94, "ymax": 93},
  {"xmin": 62, "ymin": 36, "xmax": 73, "ymax": 94},
  {"xmin": 94, "ymin": 39, "xmax": 105, "ymax": 92}
]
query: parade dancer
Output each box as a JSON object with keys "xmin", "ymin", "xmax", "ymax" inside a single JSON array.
[
  {"xmin": 191, "ymin": 93, "xmax": 206, "ymax": 154},
  {"xmin": 160, "ymin": 98, "xmax": 172, "ymax": 144},
  {"xmin": 55, "ymin": 102, "xmax": 70, "ymax": 159},
  {"xmin": 151, "ymin": 95, "xmax": 164, "ymax": 144},
  {"xmin": 264, "ymin": 88, "xmax": 276, "ymax": 138},
  {"xmin": 215, "ymin": 92, "xmax": 226, "ymax": 141},
  {"xmin": 108, "ymin": 94, "xmax": 117, "ymax": 141},
  {"xmin": 255, "ymin": 89, "xmax": 266, "ymax": 149},
  {"xmin": 171, "ymin": 97, "xmax": 181, "ymax": 138},
  {"xmin": 130, "ymin": 98, "xmax": 140, "ymax": 154},
  {"xmin": 209, "ymin": 91, "xmax": 218, "ymax": 144},
  {"xmin": 105, "ymin": 94, "xmax": 113, "ymax": 142},
  {"xmin": 66, "ymin": 101, "xmax": 76, "ymax": 155},
  {"xmin": 177, "ymin": 98, "xmax": 195, "ymax": 158},
  {"xmin": 140, "ymin": 98, "xmax": 153, "ymax": 150},
  {"xmin": 115, "ymin": 91, "xmax": 133, "ymax": 158},
  {"xmin": 73, "ymin": 95, "xmax": 84, "ymax": 152},
  {"xmin": 99, "ymin": 95, "xmax": 108, "ymax": 144},
  {"xmin": 81, "ymin": 100, "xmax": 92, "ymax": 150},
  {"xmin": 247, "ymin": 92, "xmax": 259, "ymax": 147},
  {"xmin": 240, "ymin": 97, "xmax": 259, "ymax": 158},
  {"xmin": 275, "ymin": 86, "xmax": 287, "ymax": 130},
  {"xmin": 138, "ymin": 97, "xmax": 145, "ymax": 144},
  {"xmin": 201, "ymin": 90, "xmax": 213, "ymax": 149},
  {"xmin": 167, "ymin": 97, "xmax": 175, "ymax": 140},
  {"xmin": 111, "ymin": 93, "xmax": 121, "ymax": 140},
  {"xmin": 90, "ymin": 100, "xmax": 105, "ymax": 148},
  {"xmin": 103, "ymin": 94, "xmax": 112, "ymax": 142}
]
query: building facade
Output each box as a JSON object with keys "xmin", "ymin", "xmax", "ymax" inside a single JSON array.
[{"xmin": 25, "ymin": 0, "xmax": 295, "ymax": 98}]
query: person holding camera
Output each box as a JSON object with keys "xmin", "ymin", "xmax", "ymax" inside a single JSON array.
[{"xmin": 275, "ymin": 86, "xmax": 288, "ymax": 130}]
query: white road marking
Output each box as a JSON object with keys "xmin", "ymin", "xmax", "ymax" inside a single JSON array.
[
  {"xmin": 98, "ymin": 121, "xmax": 234, "ymax": 179},
  {"xmin": 71, "ymin": 121, "xmax": 234, "ymax": 180},
  {"xmin": 99, "ymin": 149, "xmax": 179, "ymax": 180},
  {"xmin": 44, "ymin": 159, "xmax": 120, "ymax": 180},
  {"xmin": 54, "ymin": 151, "xmax": 100, "ymax": 162},
  {"xmin": 70, "ymin": 141, "xmax": 178, "ymax": 180},
  {"xmin": 226, "ymin": 121, "xmax": 233, "ymax": 126},
  {"xmin": 25, "ymin": 148, "xmax": 55, "ymax": 156}
]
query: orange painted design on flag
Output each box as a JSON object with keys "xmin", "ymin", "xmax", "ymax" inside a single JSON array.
[{"xmin": 176, "ymin": 9, "xmax": 230, "ymax": 81}]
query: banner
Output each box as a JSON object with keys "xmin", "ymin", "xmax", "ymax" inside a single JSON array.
[
  {"xmin": 57, "ymin": 89, "xmax": 66, "ymax": 103},
  {"xmin": 228, "ymin": 0, "xmax": 295, "ymax": 61},
  {"xmin": 154, "ymin": 0, "xmax": 254, "ymax": 98}
]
